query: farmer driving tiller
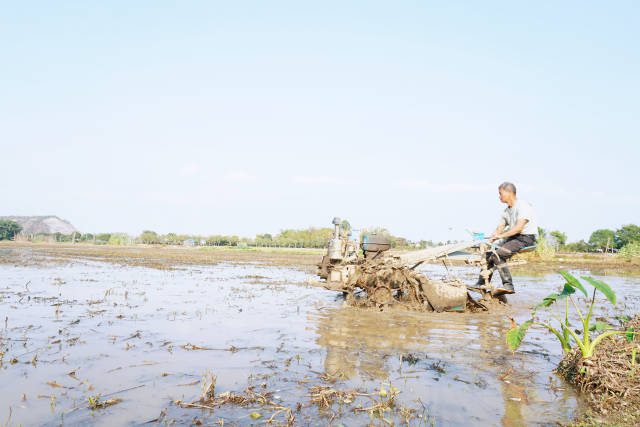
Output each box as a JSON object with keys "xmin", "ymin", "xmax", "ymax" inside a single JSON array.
[
  {"xmin": 309, "ymin": 181, "xmax": 538, "ymax": 311},
  {"xmin": 471, "ymin": 181, "xmax": 538, "ymax": 296}
]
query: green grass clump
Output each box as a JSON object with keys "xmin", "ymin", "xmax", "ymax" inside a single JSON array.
[
  {"xmin": 619, "ymin": 242, "xmax": 640, "ymax": 261},
  {"xmin": 534, "ymin": 236, "xmax": 556, "ymax": 260}
]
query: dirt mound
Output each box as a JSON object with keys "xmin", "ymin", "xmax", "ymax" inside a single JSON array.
[
  {"xmin": 0, "ymin": 216, "xmax": 77, "ymax": 235},
  {"xmin": 557, "ymin": 315, "xmax": 640, "ymax": 416},
  {"xmin": 342, "ymin": 260, "xmax": 479, "ymax": 312}
]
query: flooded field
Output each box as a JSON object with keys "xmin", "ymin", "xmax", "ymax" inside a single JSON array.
[{"xmin": 1, "ymin": 246, "xmax": 638, "ymax": 426}]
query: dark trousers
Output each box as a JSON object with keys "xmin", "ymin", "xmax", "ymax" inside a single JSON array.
[{"xmin": 488, "ymin": 234, "xmax": 536, "ymax": 268}]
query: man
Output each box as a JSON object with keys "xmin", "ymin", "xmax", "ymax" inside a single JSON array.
[{"xmin": 476, "ymin": 182, "xmax": 538, "ymax": 296}]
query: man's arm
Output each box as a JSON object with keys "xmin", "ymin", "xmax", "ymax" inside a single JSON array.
[{"xmin": 490, "ymin": 219, "xmax": 528, "ymax": 242}]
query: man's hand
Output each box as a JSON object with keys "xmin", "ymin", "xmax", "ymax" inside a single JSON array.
[
  {"xmin": 490, "ymin": 225, "xmax": 506, "ymax": 243},
  {"xmin": 492, "ymin": 219, "xmax": 528, "ymax": 242},
  {"xmin": 489, "ymin": 232, "xmax": 502, "ymax": 243}
]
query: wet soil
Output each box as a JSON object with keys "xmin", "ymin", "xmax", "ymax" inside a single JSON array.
[
  {"xmin": 2, "ymin": 242, "xmax": 638, "ymax": 276},
  {"xmin": 0, "ymin": 245, "xmax": 638, "ymax": 426},
  {"xmin": 0, "ymin": 242, "xmax": 322, "ymax": 271}
]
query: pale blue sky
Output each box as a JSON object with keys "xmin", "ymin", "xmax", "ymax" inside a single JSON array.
[{"xmin": 1, "ymin": 1, "xmax": 638, "ymax": 242}]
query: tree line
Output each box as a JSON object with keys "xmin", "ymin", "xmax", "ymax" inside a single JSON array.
[
  {"xmin": 0, "ymin": 220, "xmax": 419, "ymax": 249},
  {"xmin": 2, "ymin": 218, "xmax": 638, "ymax": 257},
  {"xmin": 557, "ymin": 224, "xmax": 640, "ymax": 253}
]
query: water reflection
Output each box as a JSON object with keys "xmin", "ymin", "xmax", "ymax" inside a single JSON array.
[{"xmin": 310, "ymin": 305, "xmax": 580, "ymax": 426}]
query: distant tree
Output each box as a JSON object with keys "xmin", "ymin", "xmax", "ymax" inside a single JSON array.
[
  {"xmin": 274, "ymin": 227, "xmax": 334, "ymax": 248},
  {"xmin": 394, "ymin": 237, "xmax": 408, "ymax": 247},
  {"xmin": 140, "ymin": 230, "xmax": 159, "ymax": 244},
  {"xmin": 537, "ymin": 227, "xmax": 546, "ymax": 239},
  {"xmin": 254, "ymin": 233, "xmax": 274, "ymax": 247},
  {"xmin": 615, "ymin": 224, "xmax": 640, "ymax": 249},
  {"xmin": 205, "ymin": 234, "xmax": 241, "ymax": 246},
  {"xmin": 96, "ymin": 233, "xmax": 112, "ymax": 243},
  {"xmin": 256, "ymin": 226, "xmax": 411, "ymax": 250},
  {"xmin": 0, "ymin": 220, "xmax": 22, "ymax": 240},
  {"xmin": 53, "ymin": 232, "xmax": 74, "ymax": 242},
  {"xmin": 108, "ymin": 233, "xmax": 134, "ymax": 246},
  {"xmin": 79, "ymin": 233, "xmax": 94, "ymax": 242},
  {"xmin": 162, "ymin": 233, "xmax": 179, "ymax": 244},
  {"xmin": 550, "ymin": 230, "xmax": 567, "ymax": 246},
  {"xmin": 363, "ymin": 227, "xmax": 391, "ymax": 238},
  {"xmin": 588, "ymin": 229, "xmax": 615, "ymax": 250},
  {"xmin": 565, "ymin": 240, "xmax": 592, "ymax": 253},
  {"xmin": 206, "ymin": 235, "xmax": 223, "ymax": 246}
]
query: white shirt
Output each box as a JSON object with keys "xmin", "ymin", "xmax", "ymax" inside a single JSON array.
[{"xmin": 499, "ymin": 199, "xmax": 538, "ymax": 236}]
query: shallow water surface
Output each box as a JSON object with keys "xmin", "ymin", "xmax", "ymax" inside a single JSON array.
[{"xmin": 0, "ymin": 249, "xmax": 637, "ymax": 426}]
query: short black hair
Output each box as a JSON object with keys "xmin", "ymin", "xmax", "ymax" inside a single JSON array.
[{"xmin": 499, "ymin": 182, "xmax": 516, "ymax": 194}]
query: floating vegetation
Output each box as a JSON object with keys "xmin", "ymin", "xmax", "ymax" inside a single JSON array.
[
  {"xmin": 178, "ymin": 380, "xmax": 295, "ymax": 426},
  {"xmin": 307, "ymin": 386, "xmax": 360, "ymax": 409},
  {"xmin": 88, "ymin": 395, "xmax": 123, "ymax": 410}
]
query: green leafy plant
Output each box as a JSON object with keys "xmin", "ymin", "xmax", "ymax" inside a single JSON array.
[
  {"xmin": 0, "ymin": 220, "xmax": 22, "ymax": 240},
  {"xmin": 619, "ymin": 241, "xmax": 640, "ymax": 261},
  {"xmin": 507, "ymin": 272, "xmax": 631, "ymax": 358}
]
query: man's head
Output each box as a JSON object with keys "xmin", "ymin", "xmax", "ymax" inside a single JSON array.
[{"xmin": 498, "ymin": 182, "xmax": 517, "ymax": 206}]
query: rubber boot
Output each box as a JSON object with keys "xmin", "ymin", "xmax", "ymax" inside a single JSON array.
[
  {"xmin": 493, "ymin": 265, "xmax": 514, "ymax": 296},
  {"xmin": 468, "ymin": 272, "xmax": 493, "ymax": 292}
]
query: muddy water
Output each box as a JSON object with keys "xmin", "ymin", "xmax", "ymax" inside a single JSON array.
[{"xmin": 0, "ymin": 249, "xmax": 638, "ymax": 426}]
